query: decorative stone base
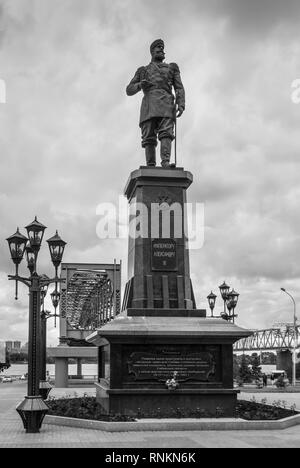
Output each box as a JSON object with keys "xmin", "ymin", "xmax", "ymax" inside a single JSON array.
[
  {"xmin": 88, "ymin": 311, "xmax": 251, "ymax": 418},
  {"xmin": 95, "ymin": 381, "xmax": 239, "ymax": 417}
]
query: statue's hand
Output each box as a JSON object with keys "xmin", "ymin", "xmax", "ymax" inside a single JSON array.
[
  {"xmin": 176, "ymin": 106, "xmax": 184, "ymax": 118},
  {"xmin": 140, "ymin": 79, "xmax": 153, "ymax": 91}
]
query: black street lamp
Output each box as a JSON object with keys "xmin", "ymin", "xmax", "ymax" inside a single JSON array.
[
  {"xmin": 39, "ymin": 234, "xmax": 65, "ymax": 400},
  {"xmin": 227, "ymin": 289, "xmax": 239, "ymax": 323},
  {"xmin": 39, "ymin": 279, "xmax": 62, "ymax": 400},
  {"xmin": 219, "ymin": 281, "xmax": 230, "ymax": 316},
  {"xmin": 207, "ymin": 291, "xmax": 217, "ymax": 317},
  {"xmin": 40, "ymin": 306, "xmax": 60, "ymax": 400},
  {"xmin": 6, "ymin": 218, "xmax": 66, "ymax": 433},
  {"xmin": 39, "ymin": 275, "xmax": 52, "ymax": 400},
  {"xmin": 47, "ymin": 231, "xmax": 67, "ymax": 277},
  {"xmin": 207, "ymin": 282, "xmax": 239, "ymax": 323},
  {"xmin": 50, "ymin": 289, "xmax": 60, "ymax": 324},
  {"xmin": 6, "ymin": 228, "xmax": 28, "ymax": 300},
  {"xmin": 280, "ymin": 288, "xmax": 297, "ymax": 386},
  {"xmin": 25, "ymin": 217, "xmax": 46, "ymax": 257}
]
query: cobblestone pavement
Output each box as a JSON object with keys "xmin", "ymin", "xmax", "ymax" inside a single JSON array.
[{"xmin": 0, "ymin": 381, "xmax": 300, "ymax": 448}]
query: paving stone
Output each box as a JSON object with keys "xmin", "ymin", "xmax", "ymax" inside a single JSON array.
[{"xmin": 0, "ymin": 382, "xmax": 300, "ymax": 448}]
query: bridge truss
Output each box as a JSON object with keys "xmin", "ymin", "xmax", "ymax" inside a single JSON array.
[
  {"xmin": 59, "ymin": 262, "xmax": 121, "ymax": 342},
  {"xmin": 234, "ymin": 325, "xmax": 300, "ymax": 352}
]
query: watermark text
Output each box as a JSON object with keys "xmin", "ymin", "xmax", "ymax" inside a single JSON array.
[{"xmin": 96, "ymin": 196, "xmax": 205, "ymax": 250}]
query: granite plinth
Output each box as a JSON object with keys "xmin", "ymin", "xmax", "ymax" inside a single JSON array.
[
  {"xmin": 123, "ymin": 167, "xmax": 195, "ymax": 310},
  {"xmin": 87, "ymin": 311, "xmax": 251, "ymax": 417},
  {"xmin": 88, "ymin": 312, "xmax": 250, "ymax": 340}
]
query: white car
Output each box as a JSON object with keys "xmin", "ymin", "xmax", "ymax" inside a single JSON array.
[{"xmin": 2, "ymin": 376, "xmax": 13, "ymax": 383}]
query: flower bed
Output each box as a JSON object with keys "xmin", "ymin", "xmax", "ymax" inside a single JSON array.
[
  {"xmin": 47, "ymin": 396, "xmax": 135, "ymax": 422},
  {"xmin": 47, "ymin": 395, "xmax": 298, "ymax": 421},
  {"xmin": 236, "ymin": 398, "xmax": 298, "ymax": 420}
]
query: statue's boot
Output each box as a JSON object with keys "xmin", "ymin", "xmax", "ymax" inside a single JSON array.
[
  {"xmin": 160, "ymin": 138, "xmax": 172, "ymax": 168},
  {"xmin": 145, "ymin": 145, "xmax": 156, "ymax": 166}
]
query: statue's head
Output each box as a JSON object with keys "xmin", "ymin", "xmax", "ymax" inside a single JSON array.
[{"xmin": 150, "ymin": 39, "xmax": 165, "ymax": 62}]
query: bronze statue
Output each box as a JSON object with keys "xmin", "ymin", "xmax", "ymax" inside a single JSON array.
[{"xmin": 126, "ymin": 39, "xmax": 185, "ymax": 168}]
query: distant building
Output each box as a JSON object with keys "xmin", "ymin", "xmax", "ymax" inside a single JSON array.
[
  {"xmin": 13, "ymin": 341, "xmax": 21, "ymax": 351},
  {"xmin": 5, "ymin": 341, "xmax": 13, "ymax": 352},
  {"xmin": 0, "ymin": 342, "xmax": 5, "ymax": 363},
  {"xmin": 5, "ymin": 341, "xmax": 22, "ymax": 353}
]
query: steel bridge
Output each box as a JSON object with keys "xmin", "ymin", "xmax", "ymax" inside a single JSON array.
[
  {"xmin": 59, "ymin": 262, "xmax": 121, "ymax": 343},
  {"xmin": 234, "ymin": 325, "xmax": 300, "ymax": 352}
]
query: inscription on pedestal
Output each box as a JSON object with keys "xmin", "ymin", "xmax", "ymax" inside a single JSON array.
[
  {"xmin": 127, "ymin": 347, "xmax": 216, "ymax": 382},
  {"xmin": 152, "ymin": 239, "xmax": 177, "ymax": 271}
]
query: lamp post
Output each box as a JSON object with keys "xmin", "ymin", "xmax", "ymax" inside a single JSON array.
[
  {"xmin": 40, "ymin": 308, "xmax": 60, "ymax": 399},
  {"xmin": 280, "ymin": 288, "xmax": 298, "ymax": 386},
  {"xmin": 39, "ymin": 284, "xmax": 62, "ymax": 400},
  {"xmin": 6, "ymin": 218, "xmax": 66, "ymax": 433},
  {"xmin": 207, "ymin": 282, "xmax": 239, "ymax": 323},
  {"xmin": 39, "ymin": 275, "xmax": 51, "ymax": 400}
]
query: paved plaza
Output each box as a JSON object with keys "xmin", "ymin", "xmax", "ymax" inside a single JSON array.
[{"xmin": 0, "ymin": 381, "xmax": 300, "ymax": 448}]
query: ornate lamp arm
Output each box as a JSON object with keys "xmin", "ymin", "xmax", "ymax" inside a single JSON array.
[{"xmin": 8, "ymin": 275, "xmax": 31, "ymax": 288}]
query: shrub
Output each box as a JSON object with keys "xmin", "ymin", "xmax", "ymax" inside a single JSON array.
[
  {"xmin": 47, "ymin": 396, "xmax": 298, "ymax": 421},
  {"xmin": 47, "ymin": 396, "xmax": 135, "ymax": 422},
  {"xmin": 236, "ymin": 399, "xmax": 297, "ymax": 420}
]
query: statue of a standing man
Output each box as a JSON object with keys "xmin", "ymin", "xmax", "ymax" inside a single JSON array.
[{"xmin": 126, "ymin": 39, "xmax": 185, "ymax": 168}]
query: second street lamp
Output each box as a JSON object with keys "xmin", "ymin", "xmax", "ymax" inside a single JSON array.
[
  {"xmin": 40, "ymin": 299, "xmax": 61, "ymax": 400},
  {"xmin": 207, "ymin": 282, "xmax": 239, "ymax": 323},
  {"xmin": 50, "ymin": 288, "xmax": 60, "ymax": 327},
  {"xmin": 280, "ymin": 288, "xmax": 298, "ymax": 386},
  {"xmin": 219, "ymin": 281, "xmax": 230, "ymax": 317},
  {"xmin": 207, "ymin": 291, "xmax": 217, "ymax": 317},
  {"xmin": 39, "ymin": 276, "xmax": 51, "ymax": 400},
  {"xmin": 225, "ymin": 289, "xmax": 239, "ymax": 324}
]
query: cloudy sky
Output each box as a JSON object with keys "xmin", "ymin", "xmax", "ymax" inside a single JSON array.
[{"xmin": 0, "ymin": 0, "xmax": 300, "ymax": 346}]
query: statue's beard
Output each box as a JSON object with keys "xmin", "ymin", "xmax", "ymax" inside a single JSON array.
[{"xmin": 153, "ymin": 52, "xmax": 165, "ymax": 61}]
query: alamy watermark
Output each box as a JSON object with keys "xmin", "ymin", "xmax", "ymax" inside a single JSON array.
[
  {"xmin": 291, "ymin": 79, "xmax": 300, "ymax": 104},
  {"xmin": 0, "ymin": 79, "xmax": 6, "ymax": 103},
  {"xmin": 96, "ymin": 196, "xmax": 205, "ymax": 250}
]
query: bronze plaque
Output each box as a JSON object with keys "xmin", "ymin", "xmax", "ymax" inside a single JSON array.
[
  {"xmin": 127, "ymin": 348, "xmax": 216, "ymax": 382},
  {"xmin": 152, "ymin": 239, "xmax": 177, "ymax": 271}
]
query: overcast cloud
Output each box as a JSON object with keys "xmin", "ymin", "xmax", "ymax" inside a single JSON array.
[{"xmin": 0, "ymin": 0, "xmax": 300, "ymax": 345}]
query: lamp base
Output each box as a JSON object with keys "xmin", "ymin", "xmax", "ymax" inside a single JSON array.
[{"xmin": 16, "ymin": 396, "xmax": 49, "ymax": 433}]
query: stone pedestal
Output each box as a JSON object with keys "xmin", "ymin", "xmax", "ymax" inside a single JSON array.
[
  {"xmin": 122, "ymin": 167, "xmax": 195, "ymax": 311},
  {"xmin": 87, "ymin": 167, "xmax": 252, "ymax": 417},
  {"xmin": 89, "ymin": 310, "xmax": 251, "ymax": 417}
]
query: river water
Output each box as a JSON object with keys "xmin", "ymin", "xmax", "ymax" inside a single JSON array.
[{"xmin": 2, "ymin": 363, "xmax": 98, "ymax": 378}]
